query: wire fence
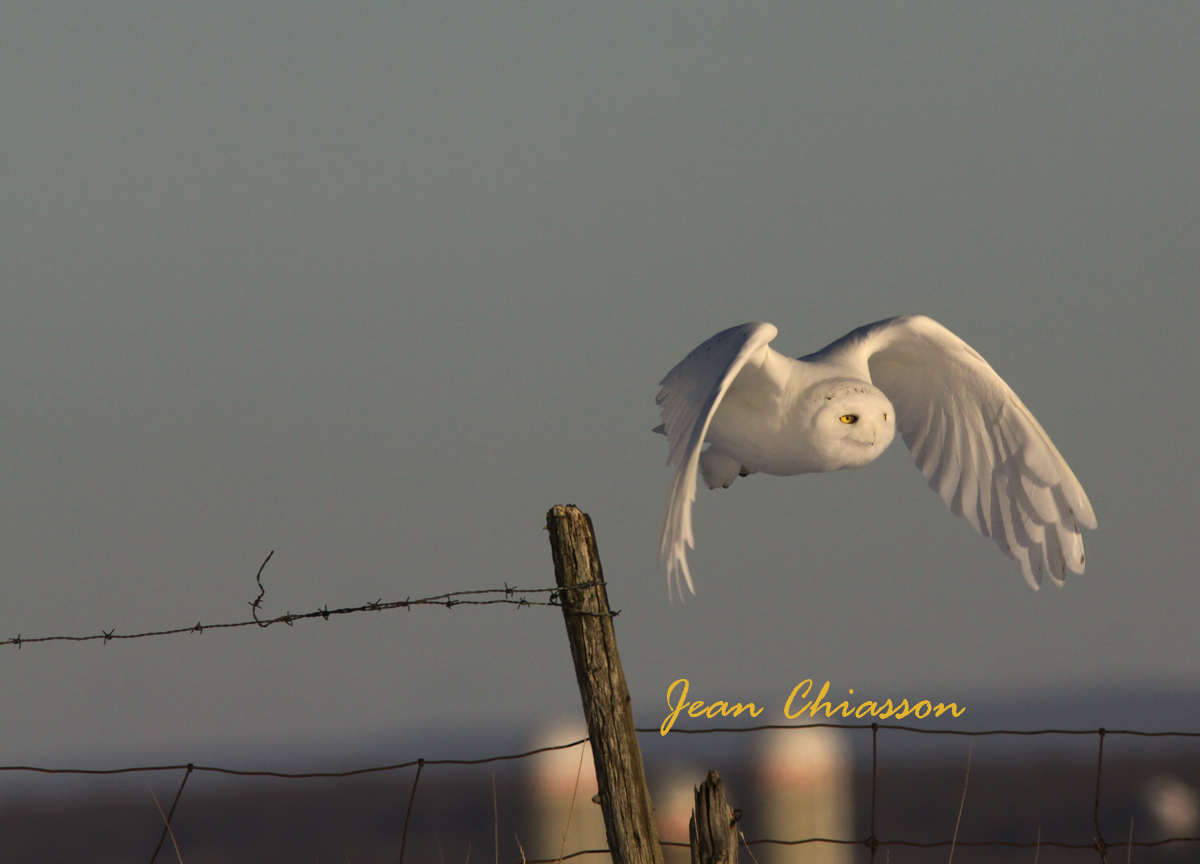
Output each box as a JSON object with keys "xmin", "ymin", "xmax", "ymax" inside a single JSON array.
[
  {"xmin": 2, "ymin": 559, "xmax": 1195, "ymax": 862},
  {"xmin": 3, "ymin": 723, "xmax": 1199, "ymax": 862},
  {"xmin": 657, "ymin": 723, "xmax": 1200, "ymax": 861},
  {"xmin": 0, "ymin": 579, "xmax": 611, "ymax": 650}
]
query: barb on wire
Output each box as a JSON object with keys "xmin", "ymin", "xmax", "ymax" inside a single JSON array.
[
  {"xmin": 248, "ymin": 551, "xmax": 274, "ymax": 627},
  {"xmin": 1, "ymin": 582, "xmax": 609, "ymax": 651}
]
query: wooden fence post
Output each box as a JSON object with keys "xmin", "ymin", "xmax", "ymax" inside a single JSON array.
[
  {"xmin": 546, "ymin": 504, "xmax": 664, "ymax": 864},
  {"xmin": 689, "ymin": 771, "xmax": 738, "ymax": 864}
]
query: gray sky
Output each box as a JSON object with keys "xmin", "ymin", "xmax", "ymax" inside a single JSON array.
[{"xmin": 1, "ymin": 1, "xmax": 1198, "ymax": 768}]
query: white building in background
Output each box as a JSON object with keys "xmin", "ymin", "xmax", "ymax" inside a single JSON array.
[
  {"xmin": 653, "ymin": 765, "xmax": 708, "ymax": 863},
  {"xmin": 1144, "ymin": 774, "xmax": 1200, "ymax": 838},
  {"xmin": 527, "ymin": 719, "xmax": 611, "ymax": 863},
  {"xmin": 757, "ymin": 727, "xmax": 853, "ymax": 864}
]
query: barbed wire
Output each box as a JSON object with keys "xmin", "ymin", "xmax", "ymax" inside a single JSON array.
[
  {"xmin": 0, "ymin": 544, "xmax": 1191, "ymax": 860},
  {"xmin": 0, "ymin": 580, "xmax": 611, "ymax": 650},
  {"xmin": 4, "ymin": 724, "xmax": 1199, "ymax": 863}
]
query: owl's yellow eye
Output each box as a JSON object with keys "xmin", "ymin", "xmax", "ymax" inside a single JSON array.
[{"xmin": 840, "ymin": 414, "xmax": 858, "ymax": 424}]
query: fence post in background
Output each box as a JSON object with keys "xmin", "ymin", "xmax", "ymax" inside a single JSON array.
[
  {"xmin": 690, "ymin": 771, "xmax": 738, "ymax": 864},
  {"xmin": 546, "ymin": 504, "xmax": 664, "ymax": 864}
]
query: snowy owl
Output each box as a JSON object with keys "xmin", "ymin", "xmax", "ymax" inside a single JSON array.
[{"xmin": 655, "ymin": 316, "xmax": 1095, "ymax": 598}]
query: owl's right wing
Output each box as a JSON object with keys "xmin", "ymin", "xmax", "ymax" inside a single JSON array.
[
  {"xmin": 812, "ymin": 314, "xmax": 1096, "ymax": 588},
  {"xmin": 655, "ymin": 322, "xmax": 778, "ymax": 600}
]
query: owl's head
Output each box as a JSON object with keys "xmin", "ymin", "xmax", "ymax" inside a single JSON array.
[{"xmin": 812, "ymin": 381, "xmax": 896, "ymax": 469}]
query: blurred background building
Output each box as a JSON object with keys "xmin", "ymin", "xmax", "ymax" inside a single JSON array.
[
  {"xmin": 758, "ymin": 727, "xmax": 853, "ymax": 864},
  {"xmin": 527, "ymin": 719, "xmax": 610, "ymax": 863}
]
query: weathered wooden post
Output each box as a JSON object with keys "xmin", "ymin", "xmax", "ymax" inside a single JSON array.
[
  {"xmin": 546, "ymin": 505, "xmax": 664, "ymax": 864},
  {"xmin": 690, "ymin": 771, "xmax": 738, "ymax": 864}
]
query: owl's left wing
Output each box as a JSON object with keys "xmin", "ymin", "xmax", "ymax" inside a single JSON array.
[
  {"xmin": 656, "ymin": 322, "xmax": 778, "ymax": 599},
  {"xmin": 811, "ymin": 315, "xmax": 1096, "ymax": 588}
]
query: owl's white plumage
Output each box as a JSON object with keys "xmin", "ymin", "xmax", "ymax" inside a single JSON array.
[{"xmin": 655, "ymin": 316, "xmax": 1096, "ymax": 599}]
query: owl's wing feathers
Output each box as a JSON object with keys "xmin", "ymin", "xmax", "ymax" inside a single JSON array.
[
  {"xmin": 812, "ymin": 315, "xmax": 1096, "ymax": 589},
  {"xmin": 656, "ymin": 322, "xmax": 779, "ymax": 599}
]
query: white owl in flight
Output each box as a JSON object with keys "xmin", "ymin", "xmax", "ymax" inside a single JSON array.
[{"xmin": 655, "ymin": 316, "xmax": 1096, "ymax": 598}]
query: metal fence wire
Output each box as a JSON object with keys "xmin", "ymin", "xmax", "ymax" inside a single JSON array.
[
  {"xmin": 4, "ymin": 721, "xmax": 1199, "ymax": 862},
  {"xmin": 0, "ymin": 581, "xmax": 595, "ymax": 650},
  {"xmin": 2, "ymin": 567, "xmax": 1196, "ymax": 862}
]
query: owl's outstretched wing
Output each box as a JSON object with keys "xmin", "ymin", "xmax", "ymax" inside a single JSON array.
[
  {"xmin": 810, "ymin": 315, "xmax": 1096, "ymax": 588},
  {"xmin": 656, "ymin": 322, "xmax": 778, "ymax": 599}
]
